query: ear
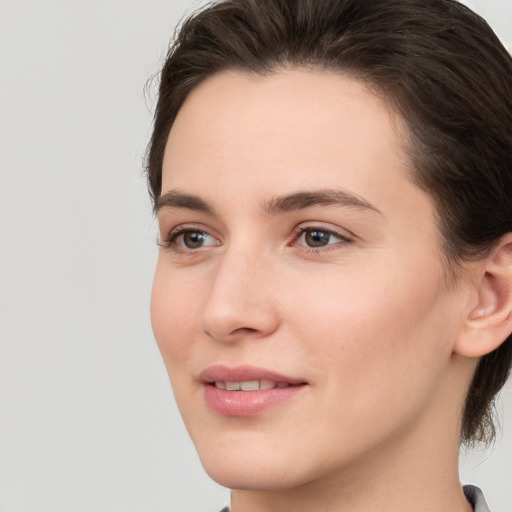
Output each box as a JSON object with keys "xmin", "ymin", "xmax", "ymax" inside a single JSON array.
[{"xmin": 455, "ymin": 234, "xmax": 512, "ymax": 358}]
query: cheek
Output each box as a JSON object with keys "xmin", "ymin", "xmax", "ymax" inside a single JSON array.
[
  {"xmin": 150, "ymin": 262, "xmax": 199, "ymax": 370},
  {"xmin": 150, "ymin": 264, "xmax": 209, "ymax": 430},
  {"xmin": 283, "ymin": 256, "xmax": 453, "ymax": 411}
]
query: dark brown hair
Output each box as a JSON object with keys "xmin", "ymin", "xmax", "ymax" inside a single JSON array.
[{"xmin": 146, "ymin": 0, "xmax": 512, "ymax": 444}]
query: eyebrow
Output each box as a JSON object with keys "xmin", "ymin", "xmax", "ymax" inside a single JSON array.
[
  {"xmin": 155, "ymin": 188, "xmax": 382, "ymax": 216},
  {"xmin": 264, "ymin": 189, "xmax": 382, "ymax": 215},
  {"xmin": 155, "ymin": 190, "xmax": 215, "ymax": 215}
]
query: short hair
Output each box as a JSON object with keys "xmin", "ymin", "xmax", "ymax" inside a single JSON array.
[{"xmin": 146, "ymin": 0, "xmax": 512, "ymax": 444}]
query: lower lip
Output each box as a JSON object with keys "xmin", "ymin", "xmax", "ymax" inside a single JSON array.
[{"xmin": 204, "ymin": 384, "xmax": 307, "ymax": 416}]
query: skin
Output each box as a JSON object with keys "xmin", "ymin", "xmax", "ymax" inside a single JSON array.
[{"xmin": 151, "ymin": 69, "xmax": 480, "ymax": 512}]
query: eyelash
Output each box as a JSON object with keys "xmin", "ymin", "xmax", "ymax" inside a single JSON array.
[
  {"xmin": 158, "ymin": 225, "xmax": 353, "ymax": 254},
  {"xmin": 292, "ymin": 226, "xmax": 352, "ymax": 252},
  {"xmin": 158, "ymin": 226, "xmax": 215, "ymax": 251}
]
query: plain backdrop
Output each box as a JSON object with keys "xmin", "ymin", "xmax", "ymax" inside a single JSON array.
[{"xmin": 0, "ymin": 1, "xmax": 511, "ymax": 511}]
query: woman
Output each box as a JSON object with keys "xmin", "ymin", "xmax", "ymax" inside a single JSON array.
[{"xmin": 147, "ymin": 0, "xmax": 512, "ymax": 510}]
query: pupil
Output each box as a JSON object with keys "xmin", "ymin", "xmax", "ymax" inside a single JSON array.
[
  {"xmin": 184, "ymin": 232, "xmax": 205, "ymax": 248},
  {"xmin": 305, "ymin": 230, "xmax": 330, "ymax": 247}
]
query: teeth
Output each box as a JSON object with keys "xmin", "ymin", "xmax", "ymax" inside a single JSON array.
[
  {"xmin": 240, "ymin": 380, "xmax": 259, "ymax": 391},
  {"xmin": 213, "ymin": 380, "xmax": 292, "ymax": 391},
  {"xmin": 259, "ymin": 379, "xmax": 275, "ymax": 390}
]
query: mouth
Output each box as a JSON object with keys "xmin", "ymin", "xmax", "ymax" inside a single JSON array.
[
  {"xmin": 199, "ymin": 365, "xmax": 308, "ymax": 417},
  {"xmin": 210, "ymin": 380, "xmax": 298, "ymax": 391}
]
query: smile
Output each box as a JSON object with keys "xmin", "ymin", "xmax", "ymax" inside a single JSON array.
[
  {"xmin": 213, "ymin": 380, "xmax": 294, "ymax": 390},
  {"xmin": 200, "ymin": 365, "xmax": 308, "ymax": 416}
]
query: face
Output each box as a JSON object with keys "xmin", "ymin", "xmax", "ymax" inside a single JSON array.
[{"xmin": 151, "ymin": 69, "xmax": 470, "ymax": 490}]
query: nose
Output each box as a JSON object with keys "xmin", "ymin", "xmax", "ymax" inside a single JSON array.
[{"xmin": 201, "ymin": 247, "xmax": 280, "ymax": 342}]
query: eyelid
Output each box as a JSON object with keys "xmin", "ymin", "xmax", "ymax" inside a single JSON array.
[
  {"xmin": 158, "ymin": 223, "xmax": 221, "ymax": 251},
  {"xmin": 157, "ymin": 220, "xmax": 354, "ymax": 254},
  {"xmin": 291, "ymin": 223, "xmax": 354, "ymax": 250}
]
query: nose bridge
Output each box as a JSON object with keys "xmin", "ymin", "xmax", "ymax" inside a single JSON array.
[{"xmin": 201, "ymin": 239, "xmax": 279, "ymax": 341}]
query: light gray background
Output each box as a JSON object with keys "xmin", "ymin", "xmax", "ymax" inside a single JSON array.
[{"xmin": 0, "ymin": 1, "xmax": 511, "ymax": 511}]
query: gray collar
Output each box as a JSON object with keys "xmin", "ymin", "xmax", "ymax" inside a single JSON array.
[
  {"xmin": 464, "ymin": 485, "xmax": 491, "ymax": 512},
  {"xmin": 219, "ymin": 485, "xmax": 491, "ymax": 512}
]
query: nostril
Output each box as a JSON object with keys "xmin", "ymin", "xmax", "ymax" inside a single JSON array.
[
  {"xmin": 236, "ymin": 327, "xmax": 258, "ymax": 334},
  {"xmin": 204, "ymin": 326, "xmax": 259, "ymax": 340}
]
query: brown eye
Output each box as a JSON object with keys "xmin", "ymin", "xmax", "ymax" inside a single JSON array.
[
  {"xmin": 304, "ymin": 230, "xmax": 332, "ymax": 247},
  {"xmin": 295, "ymin": 227, "xmax": 349, "ymax": 250},
  {"xmin": 165, "ymin": 228, "xmax": 218, "ymax": 251},
  {"xmin": 181, "ymin": 231, "xmax": 209, "ymax": 249}
]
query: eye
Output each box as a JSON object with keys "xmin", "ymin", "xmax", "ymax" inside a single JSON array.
[
  {"xmin": 180, "ymin": 231, "xmax": 212, "ymax": 249},
  {"xmin": 295, "ymin": 227, "xmax": 350, "ymax": 248},
  {"xmin": 162, "ymin": 228, "xmax": 219, "ymax": 250}
]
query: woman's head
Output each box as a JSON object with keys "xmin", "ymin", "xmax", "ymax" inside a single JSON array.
[{"xmin": 148, "ymin": 0, "xmax": 512, "ymax": 453}]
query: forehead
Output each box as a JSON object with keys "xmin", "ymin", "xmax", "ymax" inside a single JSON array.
[{"xmin": 162, "ymin": 68, "xmax": 411, "ymax": 196}]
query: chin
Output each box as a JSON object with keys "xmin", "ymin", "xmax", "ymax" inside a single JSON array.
[
  {"xmin": 195, "ymin": 437, "xmax": 330, "ymax": 491},
  {"xmin": 202, "ymin": 460, "xmax": 307, "ymax": 491}
]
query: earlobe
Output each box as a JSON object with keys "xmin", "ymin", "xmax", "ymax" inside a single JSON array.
[{"xmin": 455, "ymin": 234, "xmax": 512, "ymax": 358}]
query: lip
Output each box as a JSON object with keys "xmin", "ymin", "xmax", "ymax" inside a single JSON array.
[
  {"xmin": 199, "ymin": 364, "xmax": 308, "ymax": 417},
  {"xmin": 199, "ymin": 364, "xmax": 306, "ymax": 385}
]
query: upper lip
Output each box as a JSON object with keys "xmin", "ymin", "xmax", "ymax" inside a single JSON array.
[{"xmin": 199, "ymin": 364, "xmax": 307, "ymax": 385}]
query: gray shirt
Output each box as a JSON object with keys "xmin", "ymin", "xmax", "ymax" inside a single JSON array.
[{"xmin": 218, "ymin": 485, "xmax": 490, "ymax": 512}]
